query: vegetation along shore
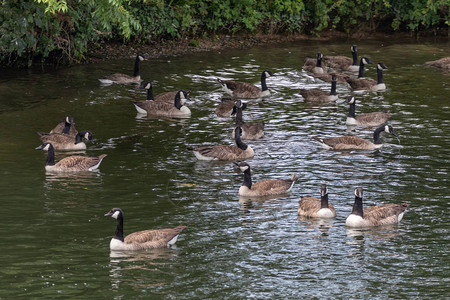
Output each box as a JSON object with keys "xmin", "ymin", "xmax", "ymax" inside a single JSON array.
[{"xmin": 0, "ymin": 0, "xmax": 448, "ymax": 67}]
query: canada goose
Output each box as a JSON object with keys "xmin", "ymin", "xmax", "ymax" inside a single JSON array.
[
  {"xmin": 48, "ymin": 116, "xmax": 78, "ymax": 136},
  {"xmin": 105, "ymin": 208, "xmax": 187, "ymax": 250},
  {"xmin": 425, "ymin": 57, "xmax": 450, "ymax": 70},
  {"xmin": 98, "ymin": 54, "xmax": 146, "ymax": 84},
  {"xmin": 215, "ymin": 97, "xmax": 244, "ymax": 117},
  {"xmin": 298, "ymin": 184, "xmax": 336, "ymax": 218},
  {"xmin": 231, "ymin": 100, "xmax": 264, "ymax": 140},
  {"xmin": 132, "ymin": 90, "xmax": 191, "ymax": 118},
  {"xmin": 314, "ymin": 72, "xmax": 348, "ymax": 83},
  {"xmin": 346, "ymin": 62, "xmax": 388, "ymax": 91},
  {"xmin": 217, "ymin": 70, "xmax": 273, "ymax": 98},
  {"xmin": 140, "ymin": 81, "xmax": 190, "ymax": 103},
  {"xmin": 300, "ymin": 74, "xmax": 338, "ymax": 103},
  {"xmin": 38, "ymin": 130, "xmax": 94, "ymax": 151},
  {"xmin": 313, "ymin": 124, "xmax": 397, "ymax": 150},
  {"xmin": 35, "ymin": 142, "xmax": 107, "ymax": 172},
  {"xmin": 324, "ymin": 45, "xmax": 359, "ymax": 72},
  {"xmin": 346, "ymin": 96, "xmax": 390, "ymax": 126},
  {"xmin": 189, "ymin": 126, "xmax": 254, "ymax": 161},
  {"xmin": 346, "ymin": 187, "xmax": 409, "ymax": 227},
  {"xmin": 235, "ymin": 162, "xmax": 298, "ymax": 197},
  {"xmin": 303, "ymin": 52, "xmax": 327, "ymax": 74}
]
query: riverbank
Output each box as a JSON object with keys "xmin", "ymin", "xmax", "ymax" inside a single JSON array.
[{"xmin": 85, "ymin": 30, "xmax": 446, "ymax": 63}]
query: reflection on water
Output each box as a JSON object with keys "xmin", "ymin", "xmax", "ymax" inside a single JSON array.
[{"xmin": 43, "ymin": 170, "xmax": 104, "ymax": 189}]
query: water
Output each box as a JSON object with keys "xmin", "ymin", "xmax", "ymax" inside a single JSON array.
[{"xmin": 0, "ymin": 38, "xmax": 449, "ymax": 298}]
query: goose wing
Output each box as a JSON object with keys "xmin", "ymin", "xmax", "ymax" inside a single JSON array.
[
  {"xmin": 364, "ymin": 203, "xmax": 409, "ymax": 226},
  {"xmin": 242, "ymin": 122, "xmax": 264, "ymax": 138},
  {"xmin": 300, "ymin": 89, "xmax": 329, "ymax": 102},
  {"xmin": 425, "ymin": 57, "xmax": 450, "ymax": 69},
  {"xmin": 194, "ymin": 145, "xmax": 245, "ymax": 160},
  {"xmin": 314, "ymin": 72, "xmax": 349, "ymax": 83},
  {"xmin": 133, "ymin": 100, "xmax": 174, "ymax": 113},
  {"xmin": 346, "ymin": 77, "xmax": 376, "ymax": 90},
  {"xmin": 251, "ymin": 178, "xmax": 295, "ymax": 194},
  {"xmin": 324, "ymin": 56, "xmax": 352, "ymax": 69},
  {"xmin": 322, "ymin": 136, "xmax": 374, "ymax": 150},
  {"xmin": 125, "ymin": 225, "xmax": 187, "ymax": 248},
  {"xmin": 298, "ymin": 196, "xmax": 321, "ymax": 216},
  {"xmin": 49, "ymin": 122, "xmax": 78, "ymax": 136},
  {"xmin": 102, "ymin": 73, "xmax": 134, "ymax": 82},
  {"xmin": 355, "ymin": 111, "xmax": 390, "ymax": 126},
  {"xmin": 40, "ymin": 133, "xmax": 75, "ymax": 145},
  {"xmin": 155, "ymin": 91, "xmax": 177, "ymax": 102},
  {"xmin": 56, "ymin": 154, "xmax": 107, "ymax": 170},
  {"xmin": 224, "ymin": 81, "xmax": 261, "ymax": 97}
]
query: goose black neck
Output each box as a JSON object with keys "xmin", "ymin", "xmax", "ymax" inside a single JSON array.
[
  {"xmin": 243, "ymin": 168, "xmax": 252, "ymax": 189},
  {"xmin": 235, "ymin": 129, "xmax": 248, "ymax": 150},
  {"xmin": 377, "ymin": 67, "xmax": 384, "ymax": 84},
  {"xmin": 321, "ymin": 194, "xmax": 329, "ymax": 209},
  {"xmin": 351, "ymin": 50, "xmax": 358, "ymax": 66},
  {"xmin": 261, "ymin": 72, "xmax": 268, "ymax": 91},
  {"xmin": 62, "ymin": 121, "xmax": 71, "ymax": 134},
  {"xmin": 348, "ymin": 101, "xmax": 356, "ymax": 118},
  {"xmin": 373, "ymin": 126, "xmax": 385, "ymax": 144},
  {"xmin": 174, "ymin": 92, "xmax": 182, "ymax": 109},
  {"xmin": 351, "ymin": 196, "xmax": 364, "ymax": 218},
  {"xmin": 146, "ymin": 86, "xmax": 154, "ymax": 100},
  {"xmin": 114, "ymin": 215, "xmax": 125, "ymax": 242},
  {"xmin": 316, "ymin": 56, "xmax": 322, "ymax": 68},
  {"xmin": 45, "ymin": 144, "xmax": 55, "ymax": 166},
  {"xmin": 133, "ymin": 56, "xmax": 141, "ymax": 77},
  {"xmin": 74, "ymin": 132, "xmax": 83, "ymax": 144},
  {"xmin": 330, "ymin": 80, "xmax": 337, "ymax": 95},
  {"xmin": 358, "ymin": 63, "xmax": 365, "ymax": 78},
  {"xmin": 235, "ymin": 107, "xmax": 245, "ymax": 126}
]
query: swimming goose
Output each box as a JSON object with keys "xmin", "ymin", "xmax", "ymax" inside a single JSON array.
[
  {"xmin": 300, "ymin": 74, "xmax": 338, "ymax": 103},
  {"xmin": 298, "ymin": 184, "xmax": 336, "ymax": 218},
  {"xmin": 346, "ymin": 96, "xmax": 390, "ymax": 126},
  {"xmin": 346, "ymin": 62, "xmax": 388, "ymax": 91},
  {"xmin": 48, "ymin": 116, "xmax": 78, "ymax": 136},
  {"xmin": 217, "ymin": 70, "xmax": 273, "ymax": 99},
  {"xmin": 132, "ymin": 90, "xmax": 191, "ymax": 118},
  {"xmin": 98, "ymin": 54, "xmax": 146, "ymax": 84},
  {"xmin": 425, "ymin": 57, "xmax": 450, "ymax": 70},
  {"xmin": 140, "ymin": 81, "xmax": 190, "ymax": 103},
  {"xmin": 314, "ymin": 72, "xmax": 348, "ymax": 83},
  {"xmin": 313, "ymin": 124, "xmax": 397, "ymax": 150},
  {"xmin": 324, "ymin": 45, "xmax": 359, "ymax": 72},
  {"xmin": 231, "ymin": 100, "xmax": 264, "ymax": 140},
  {"xmin": 235, "ymin": 162, "xmax": 298, "ymax": 197},
  {"xmin": 38, "ymin": 130, "xmax": 94, "ymax": 151},
  {"xmin": 346, "ymin": 187, "xmax": 409, "ymax": 227},
  {"xmin": 105, "ymin": 208, "xmax": 187, "ymax": 250},
  {"xmin": 303, "ymin": 52, "xmax": 327, "ymax": 74},
  {"xmin": 189, "ymin": 126, "xmax": 254, "ymax": 161},
  {"xmin": 35, "ymin": 142, "xmax": 107, "ymax": 172},
  {"xmin": 216, "ymin": 97, "xmax": 244, "ymax": 117}
]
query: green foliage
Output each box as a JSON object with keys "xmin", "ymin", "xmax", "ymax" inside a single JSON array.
[{"xmin": 1, "ymin": 0, "xmax": 448, "ymax": 67}]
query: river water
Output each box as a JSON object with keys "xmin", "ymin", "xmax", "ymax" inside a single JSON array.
[{"xmin": 0, "ymin": 38, "xmax": 449, "ymax": 298}]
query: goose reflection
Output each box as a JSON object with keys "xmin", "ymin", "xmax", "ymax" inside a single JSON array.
[
  {"xmin": 297, "ymin": 216, "xmax": 336, "ymax": 236},
  {"xmin": 43, "ymin": 170, "xmax": 103, "ymax": 189}
]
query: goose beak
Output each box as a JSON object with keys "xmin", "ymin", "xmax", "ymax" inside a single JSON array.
[
  {"xmin": 233, "ymin": 162, "xmax": 240, "ymax": 167},
  {"xmin": 104, "ymin": 212, "xmax": 112, "ymax": 217},
  {"xmin": 35, "ymin": 145, "xmax": 44, "ymax": 150}
]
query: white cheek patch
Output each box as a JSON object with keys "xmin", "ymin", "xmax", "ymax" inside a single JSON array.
[
  {"xmin": 66, "ymin": 117, "xmax": 70, "ymax": 123},
  {"xmin": 240, "ymin": 166, "xmax": 249, "ymax": 172},
  {"xmin": 385, "ymin": 125, "xmax": 390, "ymax": 133},
  {"xmin": 43, "ymin": 144, "xmax": 50, "ymax": 151},
  {"xmin": 112, "ymin": 211, "xmax": 120, "ymax": 219},
  {"xmin": 362, "ymin": 58, "xmax": 367, "ymax": 64},
  {"xmin": 350, "ymin": 97, "xmax": 355, "ymax": 104},
  {"xmin": 145, "ymin": 83, "xmax": 151, "ymax": 89},
  {"xmin": 139, "ymin": 56, "xmax": 145, "ymax": 61},
  {"xmin": 265, "ymin": 71, "xmax": 271, "ymax": 78},
  {"xmin": 84, "ymin": 132, "xmax": 90, "ymax": 139}
]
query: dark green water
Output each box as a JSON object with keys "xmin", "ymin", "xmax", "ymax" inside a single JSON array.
[{"xmin": 0, "ymin": 38, "xmax": 449, "ymax": 298}]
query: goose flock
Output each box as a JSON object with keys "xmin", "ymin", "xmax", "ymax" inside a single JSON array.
[{"xmin": 34, "ymin": 48, "xmax": 449, "ymax": 251}]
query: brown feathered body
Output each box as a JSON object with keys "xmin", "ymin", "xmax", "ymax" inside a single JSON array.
[
  {"xmin": 46, "ymin": 154, "xmax": 107, "ymax": 172},
  {"xmin": 233, "ymin": 123, "xmax": 264, "ymax": 140},
  {"xmin": 119, "ymin": 226, "xmax": 188, "ymax": 250},
  {"xmin": 191, "ymin": 145, "xmax": 254, "ymax": 161},
  {"xmin": 215, "ymin": 99, "xmax": 236, "ymax": 117},
  {"xmin": 154, "ymin": 91, "xmax": 180, "ymax": 102},
  {"xmin": 314, "ymin": 72, "xmax": 348, "ymax": 83},
  {"xmin": 347, "ymin": 203, "xmax": 410, "ymax": 227},
  {"xmin": 220, "ymin": 80, "xmax": 267, "ymax": 99},
  {"xmin": 50, "ymin": 122, "xmax": 78, "ymax": 136},
  {"xmin": 324, "ymin": 56, "xmax": 353, "ymax": 69},
  {"xmin": 299, "ymin": 89, "xmax": 337, "ymax": 103},
  {"xmin": 425, "ymin": 57, "xmax": 450, "ymax": 70},
  {"xmin": 314, "ymin": 136, "xmax": 380, "ymax": 150},
  {"xmin": 346, "ymin": 77, "xmax": 379, "ymax": 90},
  {"xmin": 132, "ymin": 100, "xmax": 191, "ymax": 118},
  {"xmin": 39, "ymin": 133, "xmax": 87, "ymax": 151},
  {"xmin": 298, "ymin": 196, "xmax": 336, "ymax": 218},
  {"xmin": 239, "ymin": 175, "xmax": 298, "ymax": 197},
  {"xmin": 303, "ymin": 57, "xmax": 327, "ymax": 74},
  {"xmin": 351, "ymin": 111, "xmax": 391, "ymax": 127},
  {"xmin": 100, "ymin": 73, "xmax": 140, "ymax": 84}
]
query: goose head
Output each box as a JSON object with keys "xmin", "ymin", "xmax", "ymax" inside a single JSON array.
[
  {"xmin": 178, "ymin": 90, "xmax": 188, "ymax": 105},
  {"xmin": 76, "ymin": 131, "xmax": 94, "ymax": 144},
  {"xmin": 360, "ymin": 57, "xmax": 373, "ymax": 65},
  {"xmin": 139, "ymin": 81, "xmax": 152, "ymax": 90},
  {"xmin": 263, "ymin": 70, "xmax": 274, "ymax": 78},
  {"xmin": 346, "ymin": 96, "xmax": 355, "ymax": 104},
  {"xmin": 354, "ymin": 187, "xmax": 363, "ymax": 198},
  {"xmin": 316, "ymin": 52, "xmax": 323, "ymax": 60},
  {"xmin": 384, "ymin": 124, "xmax": 397, "ymax": 137},
  {"xmin": 105, "ymin": 208, "xmax": 123, "ymax": 219},
  {"xmin": 377, "ymin": 62, "xmax": 388, "ymax": 70},
  {"xmin": 65, "ymin": 115, "xmax": 75, "ymax": 125},
  {"xmin": 331, "ymin": 74, "xmax": 337, "ymax": 82},
  {"xmin": 320, "ymin": 184, "xmax": 328, "ymax": 197},
  {"xmin": 35, "ymin": 142, "xmax": 52, "ymax": 151},
  {"xmin": 351, "ymin": 45, "xmax": 357, "ymax": 53},
  {"xmin": 234, "ymin": 161, "xmax": 250, "ymax": 173},
  {"xmin": 137, "ymin": 54, "xmax": 147, "ymax": 61}
]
